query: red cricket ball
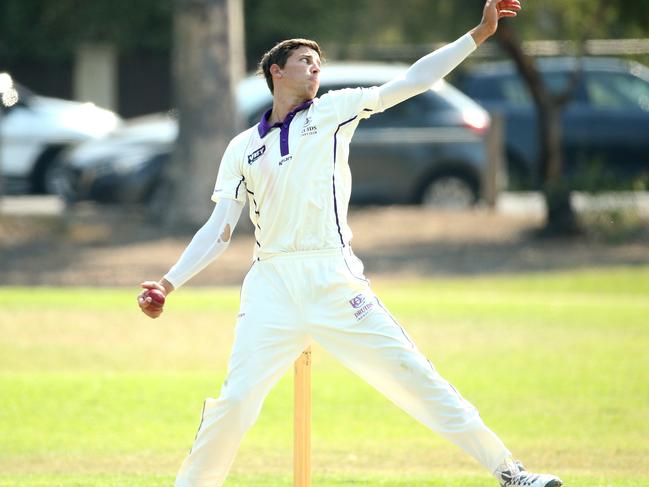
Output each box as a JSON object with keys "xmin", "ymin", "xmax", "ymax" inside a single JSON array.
[{"xmin": 144, "ymin": 288, "xmax": 166, "ymax": 307}]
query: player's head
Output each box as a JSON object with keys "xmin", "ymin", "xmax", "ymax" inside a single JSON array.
[{"xmin": 257, "ymin": 39, "xmax": 324, "ymax": 98}]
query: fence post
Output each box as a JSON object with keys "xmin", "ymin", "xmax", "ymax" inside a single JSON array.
[{"xmin": 483, "ymin": 111, "xmax": 506, "ymax": 208}]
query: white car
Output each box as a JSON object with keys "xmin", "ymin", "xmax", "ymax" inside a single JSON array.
[{"xmin": 0, "ymin": 72, "xmax": 121, "ymax": 194}]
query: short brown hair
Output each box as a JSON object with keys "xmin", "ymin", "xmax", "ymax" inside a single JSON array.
[{"xmin": 257, "ymin": 38, "xmax": 323, "ymax": 94}]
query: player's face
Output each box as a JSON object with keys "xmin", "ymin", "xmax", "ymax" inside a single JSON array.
[{"xmin": 276, "ymin": 46, "xmax": 321, "ymax": 100}]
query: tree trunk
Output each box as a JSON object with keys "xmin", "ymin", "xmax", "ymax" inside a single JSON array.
[
  {"xmin": 496, "ymin": 22, "xmax": 581, "ymax": 235},
  {"xmin": 539, "ymin": 104, "xmax": 580, "ymax": 235},
  {"xmin": 162, "ymin": 0, "xmax": 245, "ymax": 230},
  {"xmin": 0, "ymin": 111, "xmax": 4, "ymax": 200}
]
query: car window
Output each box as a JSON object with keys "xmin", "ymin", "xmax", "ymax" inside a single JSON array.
[
  {"xmin": 466, "ymin": 70, "xmax": 583, "ymax": 107},
  {"xmin": 499, "ymin": 76, "xmax": 532, "ymax": 107},
  {"xmin": 584, "ymin": 71, "xmax": 649, "ymax": 111},
  {"xmin": 462, "ymin": 73, "xmax": 532, "ymax": 106},
  {"xmin": 500, "ymin": 71, "xmax": 578, "ymax": 107},
  {"xmin": 460, "ymin": 74, "xmax": 502, "ymax": 101}
]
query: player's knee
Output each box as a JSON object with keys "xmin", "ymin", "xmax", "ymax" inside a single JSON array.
[{"xmin": 221, "ymin": 389, "xmax": 262, "ymax": 429}]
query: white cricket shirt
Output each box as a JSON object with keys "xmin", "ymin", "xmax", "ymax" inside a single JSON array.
[{"xmin": 212, "ymin": 87, "xmax": 383, "ymax": 259}]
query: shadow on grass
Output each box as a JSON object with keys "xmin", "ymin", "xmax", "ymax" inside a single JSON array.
[{"xmin": 1, "ymin": 203, "xmax": 648, "ymax": 286}]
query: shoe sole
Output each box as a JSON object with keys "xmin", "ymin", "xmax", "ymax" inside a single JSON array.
[{"xmin": 545, "ymin": 481, "xmax": 563, "ymax": 487}]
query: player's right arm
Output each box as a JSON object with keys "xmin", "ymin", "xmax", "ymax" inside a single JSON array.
[
  {"xmin": 138, "ymin": 134, "xmax": 249, "ymax": 319},
  {"xmin": 162, "ymin": 198, "xmax": 245, "ymax": 288},
  {"xmin": 137, "ymin": 198, "xmax": 244, "ymax": 318}
]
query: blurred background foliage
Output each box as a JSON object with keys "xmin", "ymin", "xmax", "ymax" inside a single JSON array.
[
  {"xmin": 0, "ymin": 0, "xmax": 173, "ymax": 60},
  {"xmin": 2, "ymin": 0, "xmax": 648, "ymax": 70}
]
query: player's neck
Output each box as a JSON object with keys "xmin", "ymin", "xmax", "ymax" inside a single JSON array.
[{"xmin": 269, "ymin": 92, "xmax": 311, "ymax": 125}]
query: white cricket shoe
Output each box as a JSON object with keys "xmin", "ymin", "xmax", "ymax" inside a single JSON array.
[{"xmin": 495, "ymin": 459, "xmax": 563, "ymax": 487}]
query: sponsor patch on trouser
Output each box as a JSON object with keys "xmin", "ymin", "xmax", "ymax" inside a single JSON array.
[{"xmin": 349, "ymin": 293, "xmax": 375, "ymax": 321}]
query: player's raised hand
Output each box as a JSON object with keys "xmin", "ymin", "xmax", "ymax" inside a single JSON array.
[
  {"xmin": 483, "ymin": 0, "xmax": 521, "ymax": 30},
  {"xmin": 471, "ymin": 0, "xmax": 522, "ymax": 45}
]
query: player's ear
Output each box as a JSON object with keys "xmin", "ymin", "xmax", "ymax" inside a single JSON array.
[{"xmin": 270, "ymin": 64, "xmax": 282, "ymax": 79}]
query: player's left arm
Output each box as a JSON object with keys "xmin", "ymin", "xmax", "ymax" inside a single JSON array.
[{"xmin": 378, "ymin": 0, "xmax": 521, "ymax": 111}]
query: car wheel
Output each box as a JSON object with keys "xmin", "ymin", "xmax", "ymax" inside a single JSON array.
[
  {"xmin": 41, "ymin": 159, "xmax": 67, "ymax": 196},
  {"xmin": 32, "ymin": 146, "xmax": 66, "ymax": 194},
  {"xmin": 420, "ymin": 175, "xmax": 477, "ymax": 209}
]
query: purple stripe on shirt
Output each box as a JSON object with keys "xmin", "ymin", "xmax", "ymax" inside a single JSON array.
[
  {"xmin": 234, "ymin": 176, "xmax": 245, "ymax": 199},
  {"xmin": 332, "ymin": 115, "xmax": 358, "ymax": 247},
  {"xmin": 246, "ymin": 188, "xmax": 262, "ymax": 231},
  {"xmin": 279, "ymin": 125, "xmax": 290, "ymax": 156}
]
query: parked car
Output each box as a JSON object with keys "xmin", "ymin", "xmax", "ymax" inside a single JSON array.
[
  {"xmin": 62, "ymin": 63, "xmax": 491, "ymax": 208},
  {"xmin": 457, "ymin": 57, "xmax": 649, "ymax": 190},
  {"xmin": 59, "ymin": 112, "xmax": 176, "ymax": 204},
  {"xmin": 0, "ymin": 72, "xmax": 121, "ymax": 194}
]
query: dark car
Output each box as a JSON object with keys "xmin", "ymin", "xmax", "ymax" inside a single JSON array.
[
  {"xmin": 63, "ymin": 63, "xmax": 492, "ymax": 209},
  {"xmin": 59, "ymin": 113, "xmax": 176, "ymax": 205},
  {"xmin": 457, "ymin": 57, "xmax": 649, "ymax": 190}
]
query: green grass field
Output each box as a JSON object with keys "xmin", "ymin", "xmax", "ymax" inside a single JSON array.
[{"xmin": 1, "ymin": 266, "xmax": 649, "ymax": 486}]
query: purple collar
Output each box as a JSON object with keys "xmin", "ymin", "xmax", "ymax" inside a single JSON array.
[{"xmin": 257, "ymin": 99, "xmax": 313, "ymax": 138}]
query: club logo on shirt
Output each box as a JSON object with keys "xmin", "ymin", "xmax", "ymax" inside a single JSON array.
[
  {"xmin": 247, "ymin": 145, "xmax": 266, "ymax": 165},
  {"xmin": 349, "ymin": 294, "xmax": 366, "ymax": 309},
  {"xmin": 301, "ymin": 117, "xmax": 318, "ymax": 136},
  {"xmin": 349, "ymin": 293, "xmax": 374, "ymax": 321}
]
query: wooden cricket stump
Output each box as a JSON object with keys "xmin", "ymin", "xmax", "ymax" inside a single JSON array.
[{"xmin": 293, "ymin": 346, "xmax": 312, "ymax": 487}]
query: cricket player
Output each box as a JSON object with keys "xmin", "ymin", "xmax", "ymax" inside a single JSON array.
[{"xmin": 138, "ymin": 1, "xmax": 563, "ymax": 486}]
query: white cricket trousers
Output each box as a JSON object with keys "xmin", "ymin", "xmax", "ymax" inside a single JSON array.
[{"xmin": 175, "ymin": 248, "xmax": 510, "ymax": 486}]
